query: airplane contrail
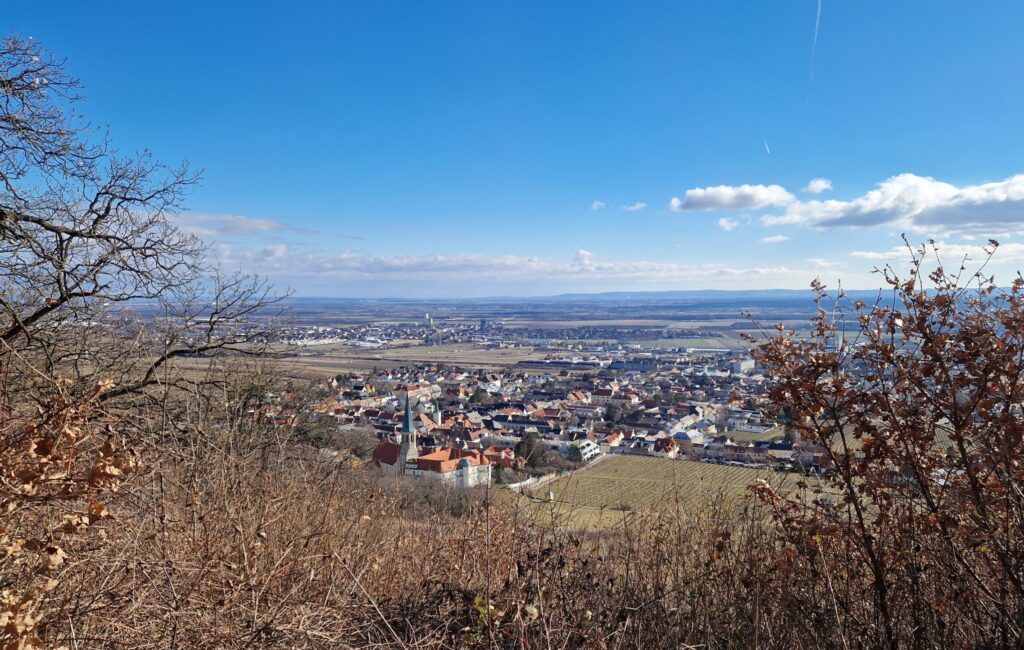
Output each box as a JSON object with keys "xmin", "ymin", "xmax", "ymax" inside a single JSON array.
[
  {"xmin": 810, "ymin": 0, "xmax": 822, "ymax": 84},
  {"xmin": 763, "ymin": 139, "xmax": 771, "ymax": 155}
]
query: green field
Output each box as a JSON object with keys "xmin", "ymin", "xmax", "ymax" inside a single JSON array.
[{"xmin": 521, "ymin": 455, "xmax": 797, "ymax": 531}]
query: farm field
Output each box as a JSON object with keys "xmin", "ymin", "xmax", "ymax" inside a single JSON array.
[
  {"xmin": 634, "ymin": 336, "xmax": 751, "ymax": 350},
  {"xmin": 520, "ymin": 455, "xmax": 799, "ymax": 531},
  {"xmin": 169, "ymin": 342, "xmax": 548, "ymax": 378},
  {"xmin": 276, "ymin": 342, "xmax": 547, "ymax": 374},
  {"xmin": 501, "ymin": 319, "xmax": 679, "ymax": 328}
]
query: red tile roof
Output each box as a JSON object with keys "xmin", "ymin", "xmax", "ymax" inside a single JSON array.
[
  {"xmin": 372, "ymin": 441, "xmax": 401, "ymax": 466},
  {"xmin": 412, "ymin": 447, "xmax": 490, "ymax": 474}
]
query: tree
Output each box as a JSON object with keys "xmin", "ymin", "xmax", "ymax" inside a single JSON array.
[
  {"xmin": 515, "ymin": 431, "xmax": 544, "ymax": 469},
  {"xmin": 0, "ymin": 35, "xmax": 283, "ymax": 406},
  {"xmin": 566, "ymin": 444, "xmax": 584, "ymax": 463},
  {"xmin": 332, "ymin": 426, "xmax": 379, "ymax": 458},
  {"xmin": 751, "ymin": 240, "xmax": 1024, "ymax": 648},
  {"xmin": 470, "ymin": 388, "xmax": 488, "ymax": 404}
]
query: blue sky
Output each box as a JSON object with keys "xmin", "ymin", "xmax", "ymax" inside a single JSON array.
[{"xmin": 7, "ymin": 1, "xmax": 1024, "ymax": 297}]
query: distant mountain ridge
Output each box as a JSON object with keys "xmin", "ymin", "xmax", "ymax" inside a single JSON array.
[
  {"xmin": 542, "ymin": 288, "xmax": 887, "ymax": 302},
  {"xmin": 287, "ymin": 288, "xmax": 890, "ymax": 303}
]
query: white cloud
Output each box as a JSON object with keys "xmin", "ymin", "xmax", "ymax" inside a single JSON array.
[
  {"xmin": 591, "ymin": 200, "xmax": 606, "ymax": 211},
  {"xmin": 848, "ymin": 249, "xmax": 903, "ymax": 261},
  {"xmin": 574, "ymin": 248, "xmax": 597, "ymax": 270},
  {"xmin": 764, "ymin": 173, "xmax": 1024, "ymax": 235},
  {"xmin": 806, "ymin": 257, "xmax": 839, "ymax": 269},
  {"xmin": 623, "ymin": 201, "xmax": 647, "ymax": 211},
  {"xmin": 761, "ymin": 235, "xmax": 790, "ymax": 244},
  {"xmin": 264, "ymin": 243, "xmax": 288, "ymax": 260},
  {"xmin": 803, "ymin": 178, "xmax": 833, "ymax": 194},
  {"xmin": 172, "ymin": 212, "xmax": 286, "ymax": 238},
  {"xmin": 668, "ymin": 183, "xmax": 795, "ymax": 211},
  {"xmin": 211, "ymin": 244, "xmax": 829, "ymax": 289},
  {"xmin": 850, "ymin": 241, "xmax": 1024, "ymax": 263},
  {"xmin": 717, "ymin": 217, "xmax": 738, "ymax": 232}
]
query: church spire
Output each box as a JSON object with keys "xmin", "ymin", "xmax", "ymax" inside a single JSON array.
[
  {"xmin": 402, "ymin": 394, "xmax": 415, "ymax": 434},
  {"xmin": 399, "ymin": 392, "xmax": 419, "ymax": 471}
]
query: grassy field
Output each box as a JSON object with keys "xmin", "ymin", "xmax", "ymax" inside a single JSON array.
[{"xmin": 520, "ymin": 455, "xmax": 798, "ymax": 531}]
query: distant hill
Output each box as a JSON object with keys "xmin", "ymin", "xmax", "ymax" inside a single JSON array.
[
  {"xmin": 287, "ymin": 288, "xmax": 891, "ymax": 303},
  {"xmin": 538, "ymin": 289, "xmax": 888, "ymax": 302}
]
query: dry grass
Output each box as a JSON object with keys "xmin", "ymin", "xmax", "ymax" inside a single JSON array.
[{"xmin": 34, "ymin": 431, "xmax": 785, "ymax": 648}]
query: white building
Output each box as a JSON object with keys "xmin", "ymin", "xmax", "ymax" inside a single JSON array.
[{"xmin": 572, "ymin": 439, "xmax": 602, "ymax": 463}]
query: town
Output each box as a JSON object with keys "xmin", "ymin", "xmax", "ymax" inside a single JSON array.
[{"xmin": 283, "ymin": 318, "xmax": 830, "ymax": 491}]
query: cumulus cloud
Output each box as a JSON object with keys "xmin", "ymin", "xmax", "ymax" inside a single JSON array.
[
  {"xmin": 623, "ymin": 201, "xmax": 647, "ymax": 211},
  {"xmin": 668, "ymin": 184, "xmax": 795, "ymax": 211},
  {"xmin": 803, "ymin": 178, "xmax": 833, "ymax": 194},
  {"xmin": 764, "ymin": 173, "xmax": 1024, "ymax": 235},
  {"xmin": 761, "ymin": 235, "xmax": 790, "ymax": 244},
  {"xmin": 574, "ymin": 248, "xmax": 597, "ymax": 270},
  {"xmin": 717, "ymin": 217, "xmax": 738, "ymax": 232},
  {"xmin": 591, "ymin": 200, "xmax": 606, "ymax": 211}
]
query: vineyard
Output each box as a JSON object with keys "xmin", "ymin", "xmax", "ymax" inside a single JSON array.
[{"xmin": 522, "ymin": 455, "xmax": 798, "ymax": 531}]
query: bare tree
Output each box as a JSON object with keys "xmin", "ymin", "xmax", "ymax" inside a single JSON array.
[{"xmin": 0, "ymin": 34, "xmax": 284, "ymax": 406}]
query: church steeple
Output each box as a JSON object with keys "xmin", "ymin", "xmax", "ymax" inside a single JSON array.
[
  {"xmin": 399, "ymin": 393, "xmax": 419, "ymax": 471},
  {"xmin": 401, "ymin": 393, "xmax": 415, "ymax": 435}
]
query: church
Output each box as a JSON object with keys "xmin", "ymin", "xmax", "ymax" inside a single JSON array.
[{"xmin": 372, "ymin": 394, "xmax": 492, "ymax": 487}]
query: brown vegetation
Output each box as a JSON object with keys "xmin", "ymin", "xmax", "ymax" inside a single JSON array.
[{"xmin": 749, "ymin": 240, "xmax": 1024, "ymax": 648}]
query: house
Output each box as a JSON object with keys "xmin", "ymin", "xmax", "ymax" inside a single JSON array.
[
  {"xmin": 730, "ymin": 358, "xmax": 755, "ymax": 374},
  {"xmin": 591, "ymin": 388, "xmax": 616, "ymax": 405},
  {"xmin": 571, "ymin": 439, "xmax": 602, "ymax": 463},
  {"xmin": 794, "ymin": 440, "xmax": 831, "ymax": 470},
  {"xmin": 602, "ymin": 431, "xmax": 624, "ymax": 448},
  {"xmin": 408, "ymin": 447, "xmax": 492, "ymax": 486},
  {"xmin": 610, "ymin": 391, "xmax": 640, "ymax": 406},
  {"xmin": 483, "ymin": 446, "xmax": 517, "ymax": 468},
  {"xmin": 753, "ymin": 440, "xmax": 795, "ymax": 463},
  {"xmin": 651, "ymin": 438, "xmax": 679, "ymax": 459},
  {"xmin": 397, "ymin": 382, "xmax": 436, "ymax": 401},
  {"xmin": 672, "ymin": 429, "xmax": 704, "ymax": 456}
]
